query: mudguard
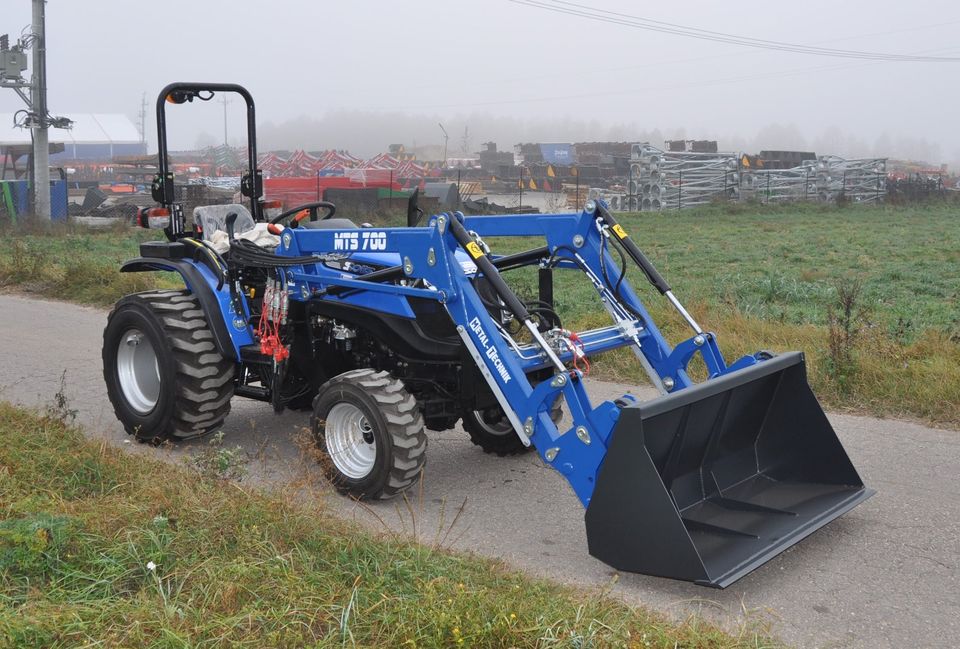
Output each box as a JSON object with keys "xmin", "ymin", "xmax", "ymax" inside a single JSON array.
[{"xmin": 120, "ymin": 257, "xmax": 252, "ymax": 360}]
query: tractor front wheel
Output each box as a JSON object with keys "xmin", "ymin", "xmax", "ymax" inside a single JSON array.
[
  {"xmin": 311, "ymin": 369, "xmax": 427, "ymax": 500},
  {"xmin": 462, "ymin": 397, "xmax": 563, "ymax": 457}
]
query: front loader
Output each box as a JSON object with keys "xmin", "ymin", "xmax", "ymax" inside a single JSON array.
[{"xmin": 103, "ymin": 82, "xmax": 872, "ymax": 588}]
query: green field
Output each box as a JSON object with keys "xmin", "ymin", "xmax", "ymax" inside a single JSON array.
[
  {"xmin": 0, "ymin": 202, "xmax": 957, "ymax": 426},
  {"xmin": 0, "ymin": 403, "xmax": 776, "ymax": 647},
  {"xmin": 489, "ymin": 201, "xmax": 958, "ymax": 338}
]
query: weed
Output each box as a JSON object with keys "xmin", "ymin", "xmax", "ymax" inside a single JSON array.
[
  {"xmin": 891, "ymin": 317, "xmax": 914, "ymax": 345},
  {"xmin": 0, "ymin": 224, "xmax": 179, "ymax": 305},
  {"xmin": 6, "ymin": 240, "xmax": 45, "ymax": 281},
  {"xmin": 826, "ymin": 279, "xmax": 869, "ymax": 394},
  {"xmin": 0, "ymin": 513, "xmax": 72, "ymax": 586},
  {"xmin": 190, "ymin": 431, "xmax": 249, "ymax": 481},
  {"xmin": 44, "ymin": 370, "xmax": 77, "ymax": 424}
]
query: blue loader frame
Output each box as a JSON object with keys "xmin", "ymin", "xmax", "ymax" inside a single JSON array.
[{"xmin": 269, "ymin": 201, "xmax": 760, "ymax": 507}]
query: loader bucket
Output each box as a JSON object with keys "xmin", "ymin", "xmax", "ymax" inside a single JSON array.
[{"xmin": 585, "ymin": 352, "xmax": 873, "ymax": 588}]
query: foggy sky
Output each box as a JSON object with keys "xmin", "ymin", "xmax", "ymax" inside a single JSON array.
[{"xmin": 2, "ymin": 0, "xmax": 958, "ymax": 165}]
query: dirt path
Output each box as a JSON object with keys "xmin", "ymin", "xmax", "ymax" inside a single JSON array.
[{"xmin": 2, "ymin": 293, "xmax": 957, "ymax": 648}]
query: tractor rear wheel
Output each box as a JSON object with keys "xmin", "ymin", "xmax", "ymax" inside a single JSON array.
[
  {"xmin": 311, "ymin": 369, "xmax": 427, "ymax": 500},
  {"xmin": 102, "ymin": 290, "xmax": 235, "ymax": 444},
  {"xmin": 462, "ymin": 398, "xmax": 563, "ymax": 457}
]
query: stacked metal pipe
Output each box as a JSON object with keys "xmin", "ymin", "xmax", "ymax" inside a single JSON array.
[
  {"xmin": 742, "ymin": 162, "xmax": 817, "ymax": 204},
  {"xmin": 624, "ymin": 146, "xmax": 888, "ymax": 210},
  {"xmin": 814, "ymin": 156, "xmax": 887, "ymax": 203},
  {"xmin": 628, "ymin": 144, "xmax": 740, "ymax": 211}
]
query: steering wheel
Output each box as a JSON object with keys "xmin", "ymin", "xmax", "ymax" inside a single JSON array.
[{"xmin": 269, "ymin": 201, "xmax": 336, "ymax": 226}]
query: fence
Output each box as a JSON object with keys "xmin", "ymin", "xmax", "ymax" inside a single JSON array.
[
  {"xmin": 742, "ymin": 165, "xmax": 816, "ymax": 204},
  {"xmin": 886, "ymin": 174, "xmax": 947, "ymax": 202},
  {"xmin": 0, "ymin": 179, "xmax": 68, "ymax": 222}
]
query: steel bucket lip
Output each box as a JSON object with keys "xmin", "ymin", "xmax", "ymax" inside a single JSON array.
[
  {"xmin": 695, "ymin": 485, "xmax": 875, "ymax": 588},
  {"xmin": 632, "ymin": 351, "xmax": 807, "ymax": 419}
]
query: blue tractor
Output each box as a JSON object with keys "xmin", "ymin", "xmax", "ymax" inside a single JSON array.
[{"xmin": 102, "ymin": 83, "xmax": 872, "ymax": 588}]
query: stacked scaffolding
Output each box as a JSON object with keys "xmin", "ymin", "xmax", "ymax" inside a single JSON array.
[
  {"xmin": 628, "ymin": 144, "xmax": 740, "ymax": 211},
  {"xmin": 625, "ymin": 145, "xmax": 887, "ymax": 211},
  {"xmin": 743, "ymin": 162, "xmax": 817, "ymax": 204},
  {"xmin": 814, "ymin": 156, "xmax": 886, "ymax": 203}
]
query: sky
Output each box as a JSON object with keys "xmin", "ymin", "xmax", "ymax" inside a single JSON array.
[{"xmin": 1, "ymin": 0, "xmax": 958, "ymax": 165}]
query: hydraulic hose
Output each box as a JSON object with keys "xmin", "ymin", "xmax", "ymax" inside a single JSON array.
[
  {"xmin": 446, "ymin": 215, "xmax": 531, "ymax": 323},
  {"xmin": 594, "ymin": 204, "xmax": 703, "ymax": 334},
  {"xmin": 447, "ymin": 214, "xmax": 568, "ymax": 374},
  {"xmin": 595, "ymin": 203, "xmax": 671, "ymax": 295}
]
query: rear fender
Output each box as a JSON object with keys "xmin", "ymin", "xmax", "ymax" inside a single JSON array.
[{"xmin": 120, "ymin": 257, "xmax": 253, "ymax": 361}]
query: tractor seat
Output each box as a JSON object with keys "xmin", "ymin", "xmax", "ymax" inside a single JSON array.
[
  {"xmin": 193, "ymin": 203, "xmax": 256, "ymax": 241},
  {"xmin": 298, "ymin": 217, "xmax": 358, "ymax": 230}
]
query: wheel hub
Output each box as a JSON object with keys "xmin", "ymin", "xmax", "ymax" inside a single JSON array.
[
  {"xmin": 325, "ymin": 402, "xmax": 377, "ymax": 479},
  {"xmin": 116, "ymin": 328, "xmax": 161, "ymax": 414},
  {"xmin": 474, "ymin": 408, "xmax": 512, "ymax": 436}
]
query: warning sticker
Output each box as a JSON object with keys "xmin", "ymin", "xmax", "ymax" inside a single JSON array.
[
  {"xmin": 611, "ymin": 224, "xmax": 629, "ymax": 239},
  {"xmin": 465, "ymin": 241, "xmax": 484, "ymax": 259}
]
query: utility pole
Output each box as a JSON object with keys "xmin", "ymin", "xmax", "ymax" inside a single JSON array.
[
  {"xmin": 1, "ymin": 1, "xmax": 69, "ymax": 220},
  {"xmin": 220, "ymin": 94, "xmax": 231, "ymax": 146},
  {"xmin": 459, "ymin": 125, "xmax": 470, "ymax": 156},
  {"xmin": 31, "ymin": 0, "xmax": 50, "ymax": 219},
  {"xmin": 438, "ymin": 122, "xmax": 448, "ymax": 170},
  {"xmin": 138, "ymin": 92, "xmax": 147, "ymax": 151}
]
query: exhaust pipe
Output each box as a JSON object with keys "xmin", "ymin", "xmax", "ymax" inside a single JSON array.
[{"xmin": 585, "ymin": 352, "xmax": 873, "ymax": 588}]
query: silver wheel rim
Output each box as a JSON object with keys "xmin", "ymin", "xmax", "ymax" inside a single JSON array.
[
  {"xmin": 472, "ymin": 409, "xmax": 512, "ymax": 436},
  {"xmin": 325, "ymin": 402, "xmax": 377, "ymax": 479},
  {"xmin": 116, "ymin": 328, "xmax": 161, "ymax": 414}
]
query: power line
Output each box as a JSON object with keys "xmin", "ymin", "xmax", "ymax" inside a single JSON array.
[
  {"xmin": 507, "ymin": 0, "xmax": 960, "ymax": 62},
  {"xmin": 350, "ymin": 16, "xmax": 960, "ymax": 99},
  {"xmin": 369, "ymin": 61, "xmax": 856, "ymax": 111},
  {"xmin": 361, "ymin": 43, "xmax": 958, "ymax": 112}
]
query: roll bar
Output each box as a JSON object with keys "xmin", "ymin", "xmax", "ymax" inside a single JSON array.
[{"xmin": 153, "ymin": 82, "xmax": 263, "ymax": 235}]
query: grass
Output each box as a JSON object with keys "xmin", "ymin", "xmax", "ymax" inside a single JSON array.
[
  {"xmin": 489, "ymin": 201, "xmax": 959, "ymax": 339},
  {"xmin": 0, "ymin": 402, "xmax": 780, "ymax": 648},
  {"xmin": 0, "ymin": 202, "xmax": 957, "ymax": 427},
  {"xmin": 0, "ymin": 220, "xmax": 180, "ymax": 306}
]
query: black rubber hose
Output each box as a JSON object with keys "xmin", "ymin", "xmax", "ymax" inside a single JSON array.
[
  {"xmin": 595, "ymin": 204, "xmax": 671, "ymax": 295},
  {"xmin": 549, "ymin": 245, "xmax": 645, "ymax": 324},
  {"xmin": 447, "ymin": 215, "xmax": 531, "ymax": 323},
  {"xmin": 181, "ymin": 238, "xmax": 227, "ymax": 290},
  {"xmin": 228, "ymin": 238, "xmax": 321, "ymax": 267}
]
